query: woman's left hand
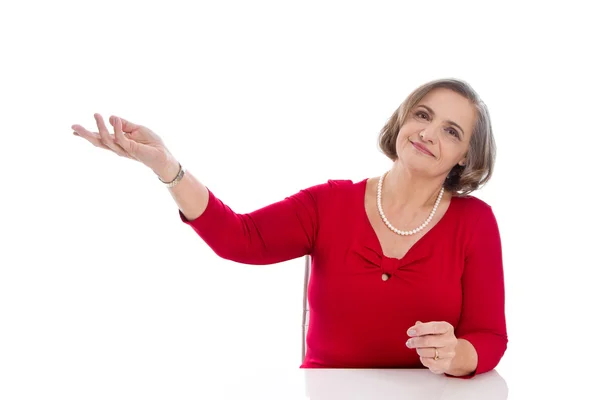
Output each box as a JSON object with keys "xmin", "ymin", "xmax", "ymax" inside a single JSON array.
[{"xmin": 405, "ymin": 321, "xmax": 458, "ymax": 374}]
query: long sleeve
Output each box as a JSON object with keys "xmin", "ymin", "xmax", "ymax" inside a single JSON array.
[
  {"xmin": 455, "ymin": 204, "xmax": 508, "ymax": 375},
  {"xmin": 179, "ymin": 181, "xmax": 333, "ymax": 265}
]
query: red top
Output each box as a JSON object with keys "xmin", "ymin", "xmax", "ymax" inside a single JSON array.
[{"xmin": 180, "ymin": 178, "xmax": 507, "ymax": 375}]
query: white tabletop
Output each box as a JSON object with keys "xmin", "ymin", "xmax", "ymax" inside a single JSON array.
[{"xmin": 210, "ymin": 368, "xmax": 508, "ymax": 399}]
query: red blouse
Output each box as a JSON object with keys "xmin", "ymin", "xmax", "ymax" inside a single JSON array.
[{"xmin": 180, "ymin": 178, "xmax": 507, "ymax": 375}]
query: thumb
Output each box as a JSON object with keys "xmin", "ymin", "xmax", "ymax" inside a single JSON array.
[{"xmin": 416, "ymin": 321, "xmax": 422, "ymax": 324}]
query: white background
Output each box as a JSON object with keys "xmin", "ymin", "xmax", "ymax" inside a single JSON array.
[{"xmin": 1, "ymin": 0, "xmax": 598, "ymax": 398}]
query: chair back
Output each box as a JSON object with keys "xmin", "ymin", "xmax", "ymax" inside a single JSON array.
[{"xmin": 301, "ymin": 255, "xmax": 310, "ymax": 363}]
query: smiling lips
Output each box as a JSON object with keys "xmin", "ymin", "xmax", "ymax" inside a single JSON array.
[{"xmin": 411, "ymin": 141, "xmax": 435, "ymax": 157}]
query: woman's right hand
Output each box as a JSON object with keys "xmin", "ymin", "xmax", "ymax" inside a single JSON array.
[{"xmin": 72, "ymin": 113, "xmax": 179, "ymax": 181}]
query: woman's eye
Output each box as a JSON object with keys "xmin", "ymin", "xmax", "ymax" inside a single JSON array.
[
  {"xmin": 447, "ymin": 128, "xmax": 459, "ymax": 137},
  {"xmin": 416, "ymin": 111, "xmax": 429, "ymax": 119}
]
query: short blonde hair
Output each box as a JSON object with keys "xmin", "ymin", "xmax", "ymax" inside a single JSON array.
[{"xmin": 378, "ymin": 78, "xmax": 496, "ymax": 196}]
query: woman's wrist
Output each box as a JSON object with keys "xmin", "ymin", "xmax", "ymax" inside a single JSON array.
[
  {"xmin": 154, "ymin": 154, "xmax": 180, "ymax": 183},
  {"xmin": 446, "ymin": 338, "xmax": 478, "ymax": 376}
]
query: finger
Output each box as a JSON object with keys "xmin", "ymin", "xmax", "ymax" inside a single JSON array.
[
  {"xmin": 94, "ymin": 114, "xmax": 130, "ymax": 158},
  {"xmin": 111, "ymin": 116, "xmax": 136, "ymax": 156},
  {"xmin": 407, "ymin": 335, "xmax": 436, "ymax": 349},
  {"xmin": 112, "ymin": 116, "xmax": 127, "ymax": 147},
  {"xmin": 73, "ymin": 123, "xmax": 131, "ymax": 159},
  {"xmin": 416, "ymin": 347, "xmax": 455, "ymax": 360},
  {"xmin": 72, "ymin": 124, "xmax": 110, "ymax": 150},
  {"xmin": 416, "ymin": 347, "xmax": 438, "ymax": 359},
  {"xmin": 118, "ymin": 116, "xmax": 140, "ymax": 133},
  {"xmin": 406, "ymin": 333, "xmax": 454, "ymax": 349},
  {"xmin": 94, "ymin": 113, "xmax": 112, "ymax": 145},
  {"xmin": 408, "ymin": 321, "xmax": 453, "ymax": 337},
  {"xmin": 407, "ymin": 321, "xmax": 447, "ymax": 336}
]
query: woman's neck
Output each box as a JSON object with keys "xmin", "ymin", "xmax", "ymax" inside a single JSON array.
[{"xmin": 383, "ymin": 163, "xmax": 446, "ymax": 213}]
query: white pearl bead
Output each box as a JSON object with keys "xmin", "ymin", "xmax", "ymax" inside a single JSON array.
[{"xmin": 376, "ymin": 171, "xmax": 443, "ymax": 236}]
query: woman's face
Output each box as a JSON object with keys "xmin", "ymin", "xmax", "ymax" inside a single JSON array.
[{"xmin": 395, "ymin": 88, "xmax": 476, "ymax": 180}]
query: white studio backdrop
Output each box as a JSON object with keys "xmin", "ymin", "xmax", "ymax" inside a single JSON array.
[{"xmin": 1, "ymin": 1, "xmax": 598, "ymax": 398}]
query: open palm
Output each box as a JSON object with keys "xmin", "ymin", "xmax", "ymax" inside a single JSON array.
[{"xmin": 72, "ymin": 113, "xmax": 170, "ymax": 173}]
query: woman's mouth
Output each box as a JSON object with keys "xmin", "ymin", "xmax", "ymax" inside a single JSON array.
[{"xmin": 411, "ymin": 141, "xmax": 434, "ymax": 157}]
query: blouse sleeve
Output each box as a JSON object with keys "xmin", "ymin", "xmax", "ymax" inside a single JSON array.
[
  {"xmin": 178, "ymin": 181, "xmax": 334, "ymax": 265},
  {"xmin": 454, "ymin": 203, "xmax": 508, "ymax": 376}
]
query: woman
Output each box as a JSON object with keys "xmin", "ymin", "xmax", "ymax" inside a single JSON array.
[{"xmin": 72, "ymin": 78, "xmax": 507, "ymax": 378}]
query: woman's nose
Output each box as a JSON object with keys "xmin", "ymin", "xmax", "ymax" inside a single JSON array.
[{"xmin": 419, "ymin": 128, "xmax": 438, "ymax": 143}]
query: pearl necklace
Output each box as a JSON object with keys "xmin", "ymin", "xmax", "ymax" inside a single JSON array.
[{"xmin": 376, "ymin": 172, "xmax": 444, "ymax": 236}]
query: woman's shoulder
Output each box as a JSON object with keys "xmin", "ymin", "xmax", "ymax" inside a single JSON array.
[
  {"xmin": 303, "ymin": 177, "xmax": 367, "ymax": 194},
  {"xmin": 452, "ymin": 194, "xmax": 492, "ymax": 210},
  {"xmin": 450, "ymin": 194, "xmax": 499, "ymax": 228},
  {"xmin": 297, "ymin": 178, "xmax": 367, "ymax": 207}
]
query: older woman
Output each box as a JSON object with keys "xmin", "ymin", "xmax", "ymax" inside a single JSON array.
[{"xmin": 72, "ymin": 78, "xmax": 507, "ymax": 378}]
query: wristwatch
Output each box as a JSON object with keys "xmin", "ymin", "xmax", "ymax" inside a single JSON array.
[{"xmin": 158, "ymin": 163, "xmax": 185, "ymax": 188}]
